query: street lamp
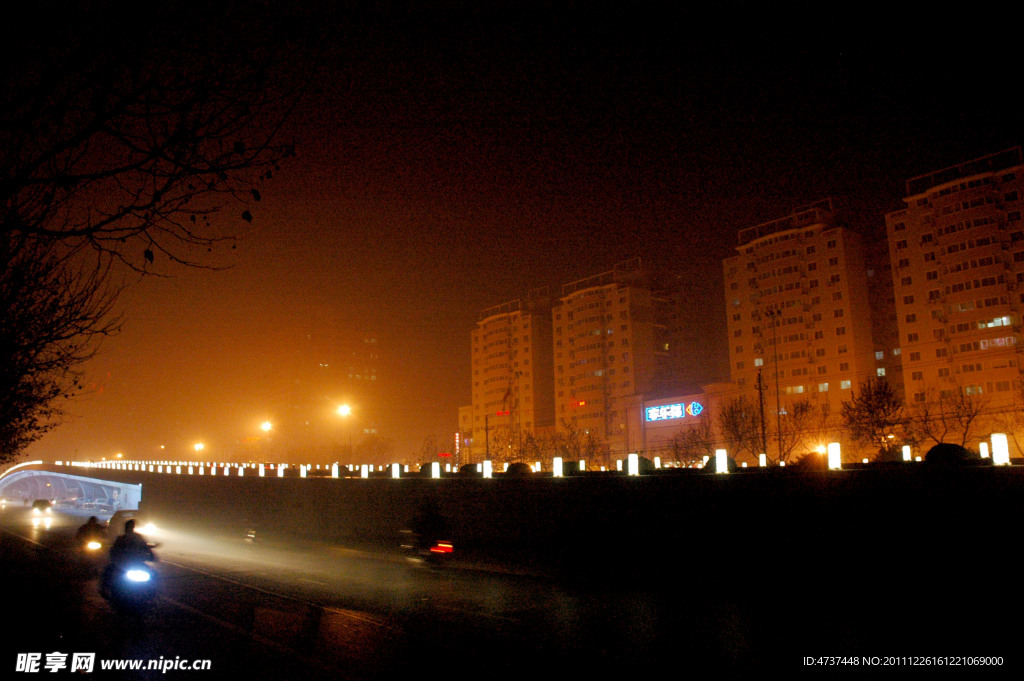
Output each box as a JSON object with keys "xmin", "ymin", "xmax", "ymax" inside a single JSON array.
[{"xmin": 337, "ymin": 404, "xmax": 353, "ymax": 460}]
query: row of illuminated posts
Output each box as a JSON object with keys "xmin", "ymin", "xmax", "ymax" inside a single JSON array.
[{"xmin": 58, "ymin": 433, "xmax": 1014, "ymax": 478}]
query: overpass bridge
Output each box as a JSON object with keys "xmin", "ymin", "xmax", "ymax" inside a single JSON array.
[
  {"xmin": 0, "ymin": 461, "xmax": 141, "ymax": 512},
  {"xmin": 3, "ymin": 457, "xmax": 1023, "ymax": 583}
]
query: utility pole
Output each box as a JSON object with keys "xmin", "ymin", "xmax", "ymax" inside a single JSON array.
[
  {"xmin": 757, "ymin": 367, "xmax": 767, "ymax": 458},
  {"xmin": 766, "ymin": 307, "xmax": 783, "ymax": 464}
]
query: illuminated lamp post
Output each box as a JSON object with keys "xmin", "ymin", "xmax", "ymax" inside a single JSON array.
[
  {"xmin": 827, "ymin": 442, "xmax": 842, "ymax": 470},
  {"xmin": 337, "ymin": 404, "xmax": 353, "ymax": 462},
  {"xmin": 991, "ymin": 433, "xmax": 1010, "ymax": 466},
  {"xmin": 715, "ymin": 448, "xmax": 728, "ymax": 474}
]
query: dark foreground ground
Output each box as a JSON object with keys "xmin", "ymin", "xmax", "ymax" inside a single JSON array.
[{"xmin": 3, "ymin": 464, "xmax": 1023, "ymax": 679}]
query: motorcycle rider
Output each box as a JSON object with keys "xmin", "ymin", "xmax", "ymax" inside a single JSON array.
[
  {"xmin": 100, "ymin": 518, "xmax": 156, "ymax": 598},
  {"xmin": 75, "ymin": 516, "xmax": 106, "ymax": 545}
]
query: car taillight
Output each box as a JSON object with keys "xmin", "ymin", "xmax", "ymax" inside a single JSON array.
[{"xmin": 430, "ymin": 541, "xmax": 454, "ymax": 554}]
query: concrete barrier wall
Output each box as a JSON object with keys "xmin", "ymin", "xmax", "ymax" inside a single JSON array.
[{"xmin": 67, "ymin": 465, "xmax": 1024, "ymax": 578}]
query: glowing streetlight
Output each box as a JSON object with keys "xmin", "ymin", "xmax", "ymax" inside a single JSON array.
[
  {"xmin": 194, "ymin": 442, "xmax": 205, "ymax": 453},
  {"xmin": 261, "ymin": 421, "xmax": 272, "ymax": 433},
  {"xmin": 336, "ymin": 404, "xmax": 354, "ymax": 459}
]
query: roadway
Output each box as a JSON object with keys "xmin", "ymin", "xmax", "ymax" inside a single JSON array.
[
  {"xmin": 1, "ymin": 503, "xmax": 705, "ymax": 680},
  {"xmin": 3, "ymin": 483, "xmax": 1021, "ymax": 680}
]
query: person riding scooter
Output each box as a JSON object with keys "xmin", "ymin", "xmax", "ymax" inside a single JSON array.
[
  {"xmin": 76, "ymin": 516, "xmax": 106, "ymax": 545},
  {"xmin": 101, "ymin": 519, "xmax": 157, "ymax": 599}
]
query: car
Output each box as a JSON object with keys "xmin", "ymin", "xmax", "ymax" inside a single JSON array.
[
  {"xmin": 30, "ymin": 499, "xmax": 54, "ymax": 528},
  {"xmin": 107, "ymin": 509, "xmax": 158, "ymax": 537}
]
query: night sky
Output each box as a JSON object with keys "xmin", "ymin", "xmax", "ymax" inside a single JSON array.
[{"xmin": 21, "ymin": 2, "xmax": 1024, "ymax": 462}]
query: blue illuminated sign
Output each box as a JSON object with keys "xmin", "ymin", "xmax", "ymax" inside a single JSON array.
[{"xmin": 645, "ymin": 401, "xmax": 704, "ymax": 422}]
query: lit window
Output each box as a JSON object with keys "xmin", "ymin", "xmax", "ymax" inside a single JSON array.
[
  {"xmin": 877, "ymin": 368, "xmax": 886, "ymax": 377},
  {"xmin": 841, "ymin": 380, "xmax": 852, "ymax": 389}
]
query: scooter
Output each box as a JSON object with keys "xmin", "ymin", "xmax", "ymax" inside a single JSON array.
[
  {"xmin": 101, "ymin": 560, "xmax": 160, "ymax": 616},
  {"xmin": 77, "ymin": 534, "xmax": 107, "ymax": 575},
  {"xmin": 400, "ymin": 529, "xmax": 455, "ymax": 568}
]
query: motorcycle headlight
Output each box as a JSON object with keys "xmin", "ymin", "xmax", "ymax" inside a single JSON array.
[
  {"xmin": 86, "ymin": 541, "xmax": 102, "ymax": 550},
  {"xmin": 125, "ymin": 569, "xmax": 151, "ymax": 583}
]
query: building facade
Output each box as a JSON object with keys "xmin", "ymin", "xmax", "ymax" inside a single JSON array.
[
  {"xmin": 886, "ymin": 147, "xmax": 1024, "ymax": 419},
  {"xmin": 469, "ymin": 290, "xmax": 555, "ymax": 463},
  {"xmin": 722, "ymin": 200, "xmax": 880, "ymax": 460},
  {"xmin": 552, "ymin": 258, "xmax": 672, "ymax": 460}
]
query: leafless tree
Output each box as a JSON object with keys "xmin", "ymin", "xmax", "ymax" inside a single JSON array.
[
  {"xmin": 774, "ymin": 399, "xmax": 819, "ymax": 465},
  {"xmin": 910, "ymin": 388, "xmax": 990, "ymax": 450},
  {"xmin": 2, "ymin": 1, "xmax": 310, "ymax": 269},
  {"xmin": 841, "ymin": 378, "xmax": 908, "ymax": 459},
  {"xmin": 662, "ymin": 414, "xmax": 717, "ymax": 467},
  {"xmin": 1, "ymin": 2, "xmax": 315, "ymax": 457},
  {"xmin": 0, "ymin": 238, "xmax": 117, "ymax": 460},
  {"xmin": 718, "ymin": 396, "xmax": 762, "ymax": 463}
]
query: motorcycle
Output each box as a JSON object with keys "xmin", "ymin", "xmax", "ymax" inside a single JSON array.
[
  {"xmin": 400, "ymin": 529, "xmax": 454, "ymax": 568},
  {"xmin": 101, "ymin": 560, "xmax": 160, "ymax": 617},
  {"xmin": 77, "ymin": 534, "xmax": 107, "ymax": 575}
]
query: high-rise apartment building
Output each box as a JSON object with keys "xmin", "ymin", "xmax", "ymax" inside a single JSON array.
[
  {"xmin": 886, "ymin": 147, "xmax": 1024, "ymax": 411},
  {"xmin": 723, "ymin": 200, "xmax": 879, "ymax": 421},
  {"xmin": 552, "ymin": 258, "xmax": 671, "ymax": 457},
  {"xmin": 469, "ymin": 290, "xmax": 555, "ymax": 462}
]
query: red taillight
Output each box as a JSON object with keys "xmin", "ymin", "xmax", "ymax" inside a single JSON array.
[{"xmin": 430, "ymin": 541, "xmax": 454, "ymax": 554}]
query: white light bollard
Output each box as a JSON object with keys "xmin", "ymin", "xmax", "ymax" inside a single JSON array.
[
  {"xmin": 483, "ymin": 460, "xmax": 493, "ymax": 478},
  {"xmin": 715, "ymin": 448, "xmax": 728, "ymax": 474},
  {"xmin": 300, "ymin": 464, "xmax": 307, "ymax": 478},
  {"xmin": 627, "ymin": 452, "xmax": 639, "ymax": 476},
  {"xmin": 759, "ymin": 453, "xmax": 767, "ymax": 467},
  {"xmin": 278, "ymin": 465, "xmax": 285, "ymax": 478},
  {"xmin": 553, "ymin": 457, "xmax": 563, "ymax": 477},
  {"xmin": 579, "ymin": 460, "xmax": 586, "ymax": 472},
  {"xmin": 331, "ymin": 463, "xmax": 339, "ymax": 478},
  {"xmin": 991, "ymin": 433, "xmax": 1010, "ymax": 466},
  {"xmin": 979, "ymin": 442, "xmax": 989, "ymax": 459},
  {"xmin": 258, "ymin": 463, "xmax": 265, "ymax": 477},
  {"xmin": 902, "ymin": 445, "xmax": 912, "ymax": 462},
  {"xmin": 654, "ymin": 456, "xmax": 661, "ymax": 469},
  {"xmin": 391, "ymin": 463, "xmax": 401, "ymax": 479},
  {"xmin": 430, "ymin": 462, "xmax": 440, "ymax": 479},
  {"xmin": 827, "ymin": 442, "xmax": 842, "ymax": 470}
]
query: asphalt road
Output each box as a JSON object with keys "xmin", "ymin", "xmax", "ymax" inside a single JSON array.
[
  {"xmin": 1, "ymin": 505, "xmax": 708, "ymax": 680},
  {"xmin": 3, "ymin": 502, "xmax": 1020, "ymax": 680}
]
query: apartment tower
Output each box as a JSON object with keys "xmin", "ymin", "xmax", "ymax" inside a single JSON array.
[
  {"xmin": 723, "ymin": 200, "xmax": 879, "ymax": 426},
  {"xmin": 886, "ymin": 147, "xmax": 1024, "ymax": 413}
]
